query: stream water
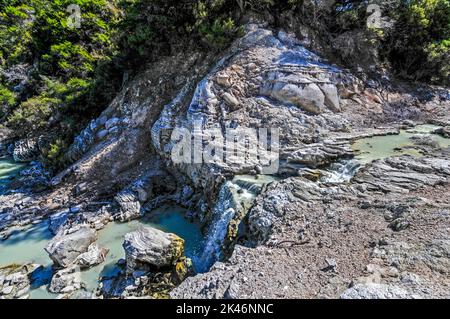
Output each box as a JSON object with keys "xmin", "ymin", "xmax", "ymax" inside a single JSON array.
[
  {"xmin": 0, "ymin": 204, "xmax": 204, "ymax": 299},
  {"xmin": 0, "ymin": 157, "xmax": 25, "ymax": 194},
  {"xmin": 197, "ymin": 175, "xmax": 279, "ymax": 273},
  {"xmin": 322, "ymin": 124, "xmax": 450, "ymax": 183},
  {"xmin": 1, "ymin": 123, "xmax": 449, "ymax": 298},
  {"xmin": 352, "ymin": 124, "xmax": 450, "ymax": 164}
]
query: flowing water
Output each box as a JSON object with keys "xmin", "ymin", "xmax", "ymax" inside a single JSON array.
[
  {"xmin": 0, "ymin": 206, "xmax": 204, "ymax": 299},
  {"xmin": 2, "ymin": 123, "xmax": 449, "ymax": 297},
  {"xmin": 0, "ymin": 157, "xmax": 25, "ymax": 194},
  {"xmin": 321, "ymin": 159, "xmax": 361, "ymax": 183},
  {"xmin": 197, "ymin": 175, "xmax": 279, "ymax": 273},
  {"xmin": 322, "ymin": 124, "xmax": 450, "ymax": 183}
]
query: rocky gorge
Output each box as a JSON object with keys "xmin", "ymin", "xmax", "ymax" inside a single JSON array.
[{"xmin": 1, "ymin": 23, "xmax": 450, "ymax": 299}]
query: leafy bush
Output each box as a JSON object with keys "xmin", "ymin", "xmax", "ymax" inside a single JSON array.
[
  {"xmin": 7, "ymin": 96, "xmax": 60, "ymax": 130},
  {"xmin": 382, "ymin": 0, "xmax": 450, "ymax": 84},
  {"xmin": 0, "ymin": 85, "xmax": 16, "ymax": 119},
  {"xmin": 40, "ymin": 138, "xmax": 69, "ymax": 169},
  {"xmin": 198, "ymin": 17, "xmax": 243, "ymax": 48},
  {"xmin": 0, "ymin": 0, "xmax": 120, "ymax": 151}
]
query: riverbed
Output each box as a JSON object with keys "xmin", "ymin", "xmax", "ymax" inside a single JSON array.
[
  {"xmin": 0, "ymin": 205, "xmax": 204, "ymax": 299},
  {"xmin": 1, "ymin": 124, "xmax": 449, "ymax": 298}
]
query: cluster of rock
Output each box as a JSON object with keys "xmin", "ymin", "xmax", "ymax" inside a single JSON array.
[
  {"xmin": 112, "ymin": 168, "xmax": 176, "ymax": 222},
  {"xmin": 45, "ymin": 225, "xmax": 105, "ymax": 268},
  {"xmin": 43, "ymin": 225, "xmax": 108, "ymax": 295},
  {"xmin": 0, "ymin": 264, "xmax": 37, "ymax": 299},
  {"xmin": 33, "ymin": 202, "xmax": 192, "ymax": 298},
  {"xmin": 64, "ymin": 116, "xmax": 129, "ymax": 164}
]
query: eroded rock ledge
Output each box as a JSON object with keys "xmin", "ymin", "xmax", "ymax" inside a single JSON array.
[{"xmin": 171, "ymin": 153, "xmax": 450, "ymax": 299}]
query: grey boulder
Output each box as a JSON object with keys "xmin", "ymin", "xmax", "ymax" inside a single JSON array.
[
  {"xmin": 45, "ymin": 225, "xmax": 97, "ymax": 268},
  {"xmin": 123, "ymin": 226, "xmax": 184, "ymax": 271}
]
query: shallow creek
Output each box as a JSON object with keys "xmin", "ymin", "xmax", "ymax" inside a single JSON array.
[
  {"xmin": 0, "ymin": 206, "xmax": 204, "ymax": 299},
  {"xmin": 1, "ymin": 124, "xmax": 449, "ymax": 298},
  {"xmin": 323, "ymin": 124, "xmax": 450, "ymax": 183}
]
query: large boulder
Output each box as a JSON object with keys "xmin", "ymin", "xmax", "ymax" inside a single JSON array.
[
  {"xmin": 264, "ymin": 82, "xmax": 325, "ymax": 114},
  {"xmin": 123, "ymin": 226, "xmax": 184, "ymax": 272},
  {"xmin": 45, "ymin": 225, "xmax": 97, "ymax": 268}
]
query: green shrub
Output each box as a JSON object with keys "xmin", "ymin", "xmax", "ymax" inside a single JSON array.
[
  {"xmin": 199, "ymin": 17, "xmax": 243, "ymax": 48},
  {"xmin": 0, "ymin": 0, "xmax": 120, "ymax": 149},
  {"xmin": 0, "ymin": 86, "xmax": 16, "ymax": 119},
  {"xmin": 7, "ymin": 96, "xmax": 60, "ymax": 130},
  {"xmin": 41, "ymin": 138, "xmax": 69, "ymax": 169},
  {"xmin": 382, "ymin": 0, "xmax": 450, "ymax": 84}
]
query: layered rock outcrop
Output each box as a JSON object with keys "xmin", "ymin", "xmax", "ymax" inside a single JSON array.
[{"xmin": 172, "ymin": 152, "xmax": 450, "ymax": 299}]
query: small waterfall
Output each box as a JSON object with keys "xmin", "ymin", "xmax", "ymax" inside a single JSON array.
[
  {"xmin": 196, "ymin": 175, "xmax": 279, "ymax": 273},
  {"xmin": 234, "ymin": 179, "xmax": 262, "ymax": 194},
  {"xmin": 322, "ymin": 159, "xmax": 360, "ymax": 183},
  {"xmin": 196, "ymin": 181, "xmax": 236, "ymax": 273}
]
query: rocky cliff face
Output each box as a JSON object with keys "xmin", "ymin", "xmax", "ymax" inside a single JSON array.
[{"xmin": 1, "ymin": 23, "xmax": 449, "ymax": 299}]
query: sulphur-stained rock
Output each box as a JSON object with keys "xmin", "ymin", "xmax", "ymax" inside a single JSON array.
[
  {"xmin": 171, "ymin": 257, "xmax": 194, "ymax": 284},
  {"xmin": 76, "ymin": 243, "xmax": 109, "ymax": 269},
  {"xmin": 123, "ymin": 226, "xmax": 185, "ymax": 271},
  {"xmin": 45, "ymin": 225, "xmax": 97, "ymax": 268}
]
